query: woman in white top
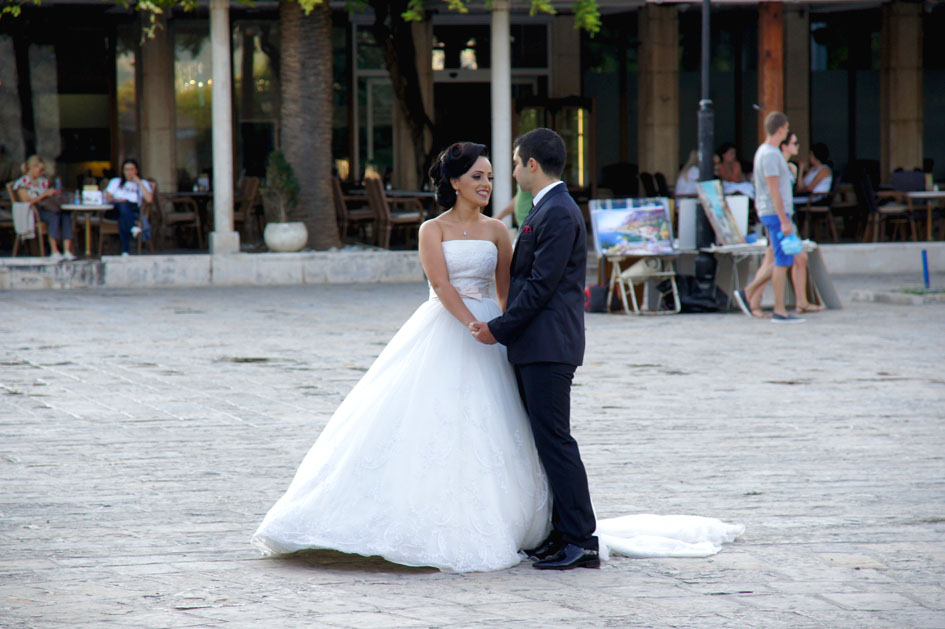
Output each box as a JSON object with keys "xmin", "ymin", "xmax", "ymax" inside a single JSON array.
[
  {"xmin": 796, "ymin": 143, "xmax": 832, "ymax": 202},
  {"xmin": 104, "ymin": 159, "xmax": 153, "ymax": 255},
  {"xmin": 674, "ymin": 150, "xmax": 700, "ymax": 196}
]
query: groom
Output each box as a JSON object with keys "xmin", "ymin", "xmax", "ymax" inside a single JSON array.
[{"xmin": 470, "ymin": 128, "xmax": 599, "ymax": 570}]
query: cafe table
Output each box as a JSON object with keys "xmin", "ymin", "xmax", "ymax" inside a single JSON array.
[
  {"xmin": 906, "ymin": 190, "xmax": 945, "ymax": 240},
  {"xmin": 61, "ymin": 203, "xmax": 113, "ymax": 257}
]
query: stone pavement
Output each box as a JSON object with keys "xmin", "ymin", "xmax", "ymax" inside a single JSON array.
[{"xmin": 1, "ymin": 274, "xmax": 943, "ymax": 628}]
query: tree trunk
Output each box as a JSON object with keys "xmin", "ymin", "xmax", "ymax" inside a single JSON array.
[
  {"xmin": 368, "ymin": 0, "xmax": 437, "ymax": 186},
  {"xmin": 279, "ymin": 0, "xmax": 340, "ymax": 249}
]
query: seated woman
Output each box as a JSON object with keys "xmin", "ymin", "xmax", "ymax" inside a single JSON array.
[
  {"xmin": 717, "ymin": 142, "xmax": 744, "ymax": 183},
  {"xmin": 796, "ymin": 142, "xmax": 832, "ymax": 203},
  {"xmin": 104, "ymin": 159, "xmax": 153, "ymax": 256},
  {"xmin": 674, "ymin": 151, "xmax": 700, "ymax": 196},
  {"xmin": 12, "ymin": 155, "xmax": 73, "ymax": 260},
  {"xmin": 717, "ymin": 142, "xmax": 755, "ymax": 198}
]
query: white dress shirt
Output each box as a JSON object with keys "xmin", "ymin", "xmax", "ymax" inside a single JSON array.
[{"xmin": 531, "ymin": 181, "xmax": 565, "ymax": 209}]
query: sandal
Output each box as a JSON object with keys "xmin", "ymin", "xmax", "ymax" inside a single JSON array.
[
  {"xmin": 751, "ymin": 308, "xmax": 771, "ymax": 319},
  {"xmin": 796, "ymin": 303, "xmax": 826, "ymax": 314}
]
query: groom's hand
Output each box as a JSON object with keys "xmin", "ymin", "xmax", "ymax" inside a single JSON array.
[{"xmin": 469, "ymin": 321, "xmax": 498, "ymax": 345}]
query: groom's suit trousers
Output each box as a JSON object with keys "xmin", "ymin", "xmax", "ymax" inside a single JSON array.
[{"xmin": 515, "ymin": 362, "xmax": 598, "ymax": 551}]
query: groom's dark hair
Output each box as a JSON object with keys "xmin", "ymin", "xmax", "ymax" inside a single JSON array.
[{"xmin": 514, "ymin": 128, "xmax": 566, "ymax": 179}]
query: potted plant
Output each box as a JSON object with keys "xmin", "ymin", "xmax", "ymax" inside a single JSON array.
[{"xmin": 261, "ymin": 150, "xmax": 308, "ymax": 252}]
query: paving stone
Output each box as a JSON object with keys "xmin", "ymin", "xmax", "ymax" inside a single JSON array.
[{"xmin": 0, "ymin": 274, "xmax": 943, "ymax": 627}]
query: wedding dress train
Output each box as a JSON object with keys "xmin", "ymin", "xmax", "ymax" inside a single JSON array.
[{"xmin": 252, "ymin": 239, "xmax": 742, "ymax": 572}]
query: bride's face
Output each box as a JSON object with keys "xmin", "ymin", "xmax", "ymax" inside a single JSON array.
[{"xmin": 452, "ymin": 156, "xmax": 493, "ymax": 208}]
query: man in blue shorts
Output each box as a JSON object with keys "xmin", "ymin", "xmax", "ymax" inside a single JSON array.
[{"xmin": 743, "ymin": 111, "xmax": 805, "ymax": 324}]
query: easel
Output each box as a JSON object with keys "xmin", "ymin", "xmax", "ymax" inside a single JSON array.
[{"xmin": 605, "ymin": 254, "xmax": 681, "ymax": 315}]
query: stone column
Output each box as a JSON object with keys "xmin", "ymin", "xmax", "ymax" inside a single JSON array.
[
  {"xmin": 209, "ymin": 0, "xmax": 239, "ymax": 254},
  {"xmin": 758, "ymin": 2, "xmax": 784, "ymax": 143},
  {"xmin": 638, "ymin": 5, "xmax": 679, "ymax": 179},
  {"xmin": 138, "ymin": 13, "xmax": 177, "ymax": 195},
  {"xmin": 784, "ymin": 5, "xmax": 809, "ymax": 150},
  {"xmin": 392, "ymin": 21, "xmax": 433, "ymax": 191},
  {"xmin": 491, "ymin": 0, "xmax": 512, "ymax": 220},
  {"xmin": 551, "ymin": 16, "xmax": 580, "ymax": 98},
  {"xmin": 881, "ymin": 1, "xmax": 923, "ymax": 181}
]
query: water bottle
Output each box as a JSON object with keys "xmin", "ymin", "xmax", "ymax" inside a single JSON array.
[
  {"xmin": 74, "ymin": 189, "xmax": 81, "ymax": 204},
  {"xmin": 779, "ymin": 232, "xmax": 803, "ymax": 255}
]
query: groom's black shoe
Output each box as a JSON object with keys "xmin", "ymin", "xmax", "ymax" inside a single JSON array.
[
  {"xmin": 533, "ymin": 544, "xmax": 600, "ymax": 570},
  {"xmin": 524, "ymin": 535, "xmax": 564, "ymax": 561}
]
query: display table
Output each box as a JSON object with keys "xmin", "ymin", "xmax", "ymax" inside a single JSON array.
[{"xmin": 697, "ymin": 241, "xmax": 842, "ymax": 310}]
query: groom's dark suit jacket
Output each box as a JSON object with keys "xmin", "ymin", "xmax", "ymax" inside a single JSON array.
[{"xmin": 488, "ymin": 182, "xmax": 586, "ymax": 366}]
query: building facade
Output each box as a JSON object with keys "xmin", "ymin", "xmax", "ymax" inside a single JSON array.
[{"xmin": 1, "ymin": 0, "xmax": 942, "ymax": 209}]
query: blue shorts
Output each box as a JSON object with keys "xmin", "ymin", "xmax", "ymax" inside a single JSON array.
[{"xmin": 761, "ymin": 214, "xmax": 795, "ymax": 267}]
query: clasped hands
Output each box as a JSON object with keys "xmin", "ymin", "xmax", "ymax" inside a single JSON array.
[{"xmin": 468, "ymin": 321, "xmax": 497, "ymax": 345}]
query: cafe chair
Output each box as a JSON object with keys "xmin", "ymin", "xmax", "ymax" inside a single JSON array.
[
  {"xmin": 639, "ymin": 172, "xmax": 658, "ymax": 198},
  {"xmin": 97, "ymin": 178, "xmax": 158, "ymax": 256},
  {"xmin": 233, "ymin": 176, "xmax": 262, "ymax": 243},
  {"xmin": 891, "ymin": 169, "xmax": 940, "ymax": 240},
  {"xmin": 364, "ymin": 177, "xmax": 424, "ymax": 249},
  {"xmin": 332, "ymin": 178, "xmax": 375, "ymax": 244},
  {"xmin": 855, "ymin": 172, "xmax": 915, "ymax": 242},
  {"xmin": 158, "ymin": 190, "xmax": 204, "ymax": 249},
  {"xmin": 654, "ymin": 172, "xmax": 672, "ymax": 198},
  {"xmin": 6, "ymin": 181, "xmax": 47, "ymax": 257}
]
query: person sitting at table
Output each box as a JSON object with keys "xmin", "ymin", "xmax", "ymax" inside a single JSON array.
[
  {"xmin": 717, "ymin": 142, "xmax": 744, "ymax": 183},
  {"xmin": 796, "ymin": 143, "xmax": 832, "ymax": 203},
  {"xmin": 12, "ymin": 155, "xmax": 73, "ymax": 260},
  {"xmin": 104, "ymin": 158, "xmax": 153, "ymax": 256},
  {"xmin": 674, "ymin": 151, "xmax": 701, "ymax": 196},
  {"xmin": 717, "ymin": 142, "xmax": 755, "ymax": 198}
]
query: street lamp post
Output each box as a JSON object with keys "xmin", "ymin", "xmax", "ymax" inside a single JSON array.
[{"xmin": 698, "ymin": 0, "xmax": 714, "ymax": 182}]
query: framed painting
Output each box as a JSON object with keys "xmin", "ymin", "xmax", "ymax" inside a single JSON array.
[
  {"xmin": 589, "ymin": 197, "xmax": 675, "ymax": 258},
  {"xmin": 695, "ymin": 180, "xmax": 746, "ymax": 245}
]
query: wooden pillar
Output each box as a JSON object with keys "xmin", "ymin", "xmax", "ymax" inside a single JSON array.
[
  {"xmin": 784, "ymin": 5, "xmax": 809, "ymax": 152},
  {"xmin": 139, "ymin": 12, "xmax": 177, "ymax": 194},
  {"xmin": 881, "ymin": 1, "xmax": 923, "ymax": 182},
  {"xmin": 638, "ymin": 5, "xmax": 678, "ymax": 179},
  {"xmin": 758, "ymin": 2, "xmax": 784, "ymax": 143},
  {"xmin": 392, "ymin": 21, "xmax": 433, "ymax": 191},
  {"xmin": 551, "ymin": 15, "xmax": 581, "ymax": 98}
]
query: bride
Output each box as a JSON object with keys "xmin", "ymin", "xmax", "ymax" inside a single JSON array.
[{"xmin": 252, "ymin": 142, "xmax": 742, "ymax": 573}]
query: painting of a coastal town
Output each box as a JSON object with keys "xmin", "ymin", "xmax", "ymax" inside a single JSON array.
[{"xmin": 589, "ymin": 197, "xmax": 675, "ymax": 258}]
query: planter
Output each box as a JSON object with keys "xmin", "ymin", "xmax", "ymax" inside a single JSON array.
[{"xmin": 264, "ymin": 222, "xmax": 308, "ymax": 252}]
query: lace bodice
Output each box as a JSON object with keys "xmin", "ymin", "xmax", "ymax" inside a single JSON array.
[{"xmin": 429, "ymin": 240, "xmax": 497, "ymax": 301}]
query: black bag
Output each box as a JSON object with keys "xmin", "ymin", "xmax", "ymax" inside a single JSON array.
[
  {"xmin": 675, "ymin": 275, "xmax": 728, "ymax": 313},
  {"xmin": 585, "ymin": 284, "xmax": 610, "ymax": 313}
]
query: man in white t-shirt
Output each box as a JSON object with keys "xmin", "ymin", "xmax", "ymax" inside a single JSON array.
[
  {"xmin": 739, "ymin": 112, "xmax": 804, "ymax": 324},
  {"xmin": 104, "ymin": 159, "xmax": 153, "ymax": 256}
]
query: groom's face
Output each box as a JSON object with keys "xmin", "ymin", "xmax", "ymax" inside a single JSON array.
[{"xmin": 512, "ymin": 147, "xmax": 532, "ymax": 195}]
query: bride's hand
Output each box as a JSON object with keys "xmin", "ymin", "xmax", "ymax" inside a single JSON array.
[{"xmin": 469, "ymin": 321, "xmax": 497, "ymax": 345}]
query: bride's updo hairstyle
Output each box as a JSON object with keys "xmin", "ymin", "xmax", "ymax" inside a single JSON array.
[{"xmin": 428, "ymin": 142, "xmax": 488, "ymax": 209}]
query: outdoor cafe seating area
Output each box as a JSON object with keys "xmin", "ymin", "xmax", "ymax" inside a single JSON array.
[
  {"xmin": 1, "ymin": 163, "xmax": 943, "ymax": 260},
  {"xmin": 0, "ymin": 172, "xmax": 438, "ymax": 258}
]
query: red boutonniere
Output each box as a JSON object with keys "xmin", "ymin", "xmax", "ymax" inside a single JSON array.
[{"xmin": 521, "ymin": 225, "xmax": 533, "ymax": 234}]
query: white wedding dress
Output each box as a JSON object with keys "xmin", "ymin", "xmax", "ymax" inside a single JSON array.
[{"xmin": 252, "ymin": 239, "xmax": 743, "ymax": 572}]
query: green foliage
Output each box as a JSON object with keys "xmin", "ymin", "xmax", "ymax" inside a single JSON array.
[
  {"xmin": 263, "ymin": 150, "xmax": 300, "ymax": 222},
  {"xmin": 1, "ymin": 0, "xmax": 27, "ymax": 18},
  {"xmin": 573, "ymin": 0, "xmax": 601, "ymax": 36},
  {"xmin": 402, "ymin": 0, "xmax": 600, "ymax": 34}
]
